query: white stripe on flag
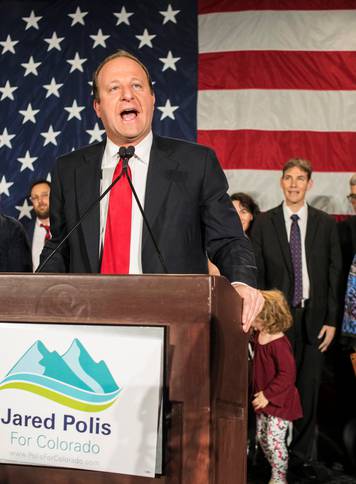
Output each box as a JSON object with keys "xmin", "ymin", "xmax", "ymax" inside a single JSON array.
[
  {"xmin": 198, "ymin": 89, "xmax": 356, "ymax": 131},
  {"xmin": 199, "ymin": 10, "xmax": 356, "ymax": 53}
]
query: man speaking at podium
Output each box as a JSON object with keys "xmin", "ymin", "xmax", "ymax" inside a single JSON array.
[{"xmin": 40, "ymin": 50, "xmax": 263, "ymax": 331}]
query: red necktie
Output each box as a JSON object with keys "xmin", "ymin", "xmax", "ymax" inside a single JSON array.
[
  {"xmin": 40, "ymin": 223, "xmax": 51, "ymax": 240},
  {"xmin": 100, "ymin": 158, "xmax": 132, "ymax": 274}
]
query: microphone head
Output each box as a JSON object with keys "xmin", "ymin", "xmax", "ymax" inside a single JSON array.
[
  {"xmin": 126, "ymin": 145, "xmax": 135, "ymax": 159},
  {"xmin": 119, "ymin": 145, "xmax": 135, "ymax": 160}
]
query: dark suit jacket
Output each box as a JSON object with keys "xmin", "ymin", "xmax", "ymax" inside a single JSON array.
[
  {"xmin": 22, "ymin": 218, "xmax": 35, "ymax": 247},
  {"xmin": 250, "ymin": 203, "xmax": 342, "ymax": 342},
  {"xmin": 0, "ymin": 214, "xmax": 32, "ymax": 272},
  {"xmin": 40, "ymin": 135, "xmax": 257, "ymax": 285},
  {"xmin": 338, "ymin": 215, "xmax": 356, "ymax": 272}
]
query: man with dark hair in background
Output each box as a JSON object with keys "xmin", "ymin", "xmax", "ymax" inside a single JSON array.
[{"xmin": 29, "ymin": 180, "xmax": 51, "ymax": 271}]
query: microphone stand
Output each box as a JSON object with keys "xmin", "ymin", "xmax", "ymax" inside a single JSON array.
[{"xmin": 124, "ymin": 163, "xmax": 168, "ymax": 274}]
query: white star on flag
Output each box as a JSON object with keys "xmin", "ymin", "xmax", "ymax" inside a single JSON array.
[
  {"xmin": 15, "ymin": 199, "xmax": 33, "ymax": 220},
  {"xmin": 67, "ymin": 52, "xmax": 87, "ymax": 73},
  {"xmin": 68, "ymin": 6, "xmax": 88, "ymax": 26},
  {"xmin": 22, "ymin": 10, "xmax": 42, "ymax": 30},
  {"xmin": 136, "ymin": 29, "xmax": 156, "ymax": 48},
  {"xmin": 40, "ymin": 125, "xmax": 61, "ymax": 146},
  {"xmin": 113, "ymin": 6, "xmax": 134, "ymax": 26},
  {"xmin": 64, "ymin": 99, "xmax": 85, "ymax": 120},
  {"xmin": 0, "ymin": 80, "xmax": 18, "ymax": 101},
  {"xmin": 44, "ymin": 32, "xmax": 64, "ymax": 51},
  {"xmin": 160, "ymin": 4, "xmax": 180, "ymax": 24},
  {"xmin": 18, "ymin": 150, "xmax": 38, "ymax": 172},
  {"xmin": 0, "ymin": 127, "xmax": 15, "ymax": 148},
  {"xmin": 159, "ymin": 51, "xmax": 181, "ymax": 72},
  {"xmin": 0, "ymin": 35, "xmax": 19, "ymax": 54},
  {"xmin": 158, "ymin": 99, "xmax": 179, "ymax": 120},
  {"xmin": 90, "ymin": 29, "xmax": 110, "ymax": 48},
  {"xmin": 21, "ymin": 56, "xmax": 41, "ymax": 76},
  {"xmin": 19, "ymin": 103, "xmax": 40, "ymax": 124},
  {"xmin": 86, "ymin": 123, "xmax": 105, "ymax": 143},
  {"xmin": 0, "ymin": 175, "xmax": 14, "ymax": 196},
  {"xmin": 43, "ymin": 77, "xmax": 63, "ymax": 98}
]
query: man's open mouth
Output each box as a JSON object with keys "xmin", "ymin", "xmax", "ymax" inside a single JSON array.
[{"xmin": 120, "ymin": 108, "xmax": 138, "ymax": 121}]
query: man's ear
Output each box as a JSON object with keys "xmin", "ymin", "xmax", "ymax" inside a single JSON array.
[
  {"xmin": 93, "ymin": 98, "xmax": 101, "ymax": 118},
  {"xmin": 307, "ymin": 179, "xmax": 314, "ymax": 192}
]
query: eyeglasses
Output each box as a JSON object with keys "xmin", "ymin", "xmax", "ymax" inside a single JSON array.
[{"xmin": 347, "ymin": 194, "xmax": 356, "ymax": 201}]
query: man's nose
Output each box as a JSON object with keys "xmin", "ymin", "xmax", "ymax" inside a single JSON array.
[{"xmin": 121, "ymin": 86, "xmax": 134, "ymax": 100}]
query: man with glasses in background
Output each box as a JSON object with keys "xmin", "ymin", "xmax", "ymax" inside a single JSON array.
[{"xmin": 29, "ymin": 180, "xmax": 51, "ymax": 271}]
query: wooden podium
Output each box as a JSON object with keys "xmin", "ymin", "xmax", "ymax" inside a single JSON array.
[{"xmin": 0, "ymin": 274, "xmax": 248, "ymax": 484}]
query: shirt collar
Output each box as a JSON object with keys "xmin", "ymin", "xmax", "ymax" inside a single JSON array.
[
  {"xmin": 283, "ymin": 201, "xmax": 307, "ymax": 220},
  {"xmin": 103, "ymin": 132, "xmax": 153, "ymax": 168},
  {"xmin": 35, "ymin": 217, "xmax": 49, "ymax": 227}
]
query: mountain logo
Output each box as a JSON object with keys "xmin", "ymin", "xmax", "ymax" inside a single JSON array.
[{"xmin": 0, "ymin": 339, "xmax": 121, "ymax": 412}]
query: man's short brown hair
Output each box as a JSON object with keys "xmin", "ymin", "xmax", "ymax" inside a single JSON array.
[
  {"xmin": 282, "ymin": 158, "xmax": 312, "ymax": 180},
  {"xmin": 92, "ymin": 49, "xmax": 154, "ymax": 101}
]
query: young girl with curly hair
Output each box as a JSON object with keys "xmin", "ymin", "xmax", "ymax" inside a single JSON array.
[{"xmin": 252, "ymin": 290, "xmax": 303, "ymax": 484}]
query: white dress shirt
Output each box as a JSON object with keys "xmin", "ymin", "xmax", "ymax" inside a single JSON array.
[
  {"xmin": 32, "ymin": 218, "xmax": 49, "ymax": 271},
  {"xmin": 283, "ymin": 202, "xmax": 310, "ymax": 301},
  {"xmin": 100, "ymin": 132, "xmax": 152, "ymax": 274}
]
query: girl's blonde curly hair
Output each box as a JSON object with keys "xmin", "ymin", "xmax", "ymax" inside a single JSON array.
[{"xmin": 256, "ymin": 290, "xmax": 293, "ymax": 334}]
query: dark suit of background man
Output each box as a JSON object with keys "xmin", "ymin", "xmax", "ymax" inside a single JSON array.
[
  {"xmin": 0, "ymin": 213, "xmax": 32, "ymax": 272},
  {"xmin": 250, "ymin": 159, "xmax": 342, "ymax": 472},
  {"xmin": 40, "ymin": 49, "xmax": 263, "ymax": 330}
]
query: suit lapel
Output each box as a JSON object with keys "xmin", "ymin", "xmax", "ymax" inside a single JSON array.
[
  {"xmin": 75, "ymin": 142, "xmax": 105, "ymax": 273},
  {"xmin": 142, "ymin": 136, "xmax": 180, "ymax": 249},
  {"xmin": 305, "ymin": 205, "xmax": 319, "ymax": 270},
  {"xmin": 271, "ymin": 204, "xmax": 294, "ymax": 275}
]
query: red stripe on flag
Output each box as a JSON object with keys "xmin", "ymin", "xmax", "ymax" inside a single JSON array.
[
  {"xmin": 198, "ymin": 0, "xmax": 356, "ymax": 14},
  {"xmin": 199, "ymin": 51, "xmax": 356, "ymax": 91},
  {"xmin": 197, "ymin": 129, "xmax": 356, "ymax": 172}
]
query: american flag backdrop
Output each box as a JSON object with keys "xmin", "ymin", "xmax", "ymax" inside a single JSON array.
[
  {"xmin": 0, "ymin": 0, "xmax": 355, "ymax": 229},
  {"xmin": 0, "ymin": 0, "xmax": 197, "ymax": 226}
]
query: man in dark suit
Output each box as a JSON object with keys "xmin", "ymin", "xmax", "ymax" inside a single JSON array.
[
  {"xmin": 0, "ymin": 213, "xmax": 32, "ymax": 272},
  {"xmin": 40, "ymin": 49, "xmax": 263, "ymax": 330},
  {"xmin": 250, "ymin": 159, "xmax": 342, "ymax": 472}
]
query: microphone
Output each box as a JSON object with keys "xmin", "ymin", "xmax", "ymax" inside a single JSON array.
[{"xmin": 119, "ymin": 145, "xmax": 135, "ymax": 169}]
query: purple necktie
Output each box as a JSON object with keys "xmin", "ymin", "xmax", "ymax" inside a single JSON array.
[{"xmin": 290, "ymin": 214, "xmax": 303, "ymax": 307}]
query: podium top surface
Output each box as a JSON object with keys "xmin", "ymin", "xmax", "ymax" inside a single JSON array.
[{"xmin": 0, "ymin": 274, "xmax": 239, "ymax": 326}]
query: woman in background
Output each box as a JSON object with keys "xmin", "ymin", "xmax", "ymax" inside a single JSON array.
[
  {"xmin": 230, "ymin": 192, "xmax": 260, "ymax": 236},
  {"xmin": 208, "ymin": 192, "xmax": 260, "ymax": 275}
]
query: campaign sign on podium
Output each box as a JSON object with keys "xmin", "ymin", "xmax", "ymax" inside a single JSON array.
[{"xmin": 0, "ymin": 323, "xmax": 164, "ymax": 477}]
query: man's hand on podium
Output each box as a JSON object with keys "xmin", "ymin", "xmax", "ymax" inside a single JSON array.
[{"xmin": 233, "ymin": 284, "xmax": 264, "ymax": 333}]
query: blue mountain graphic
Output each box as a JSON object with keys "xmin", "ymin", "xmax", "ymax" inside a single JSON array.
[
  {"xmin": 6, "ymin": 339, "xmax": 118, "ymax": 394},
  {"xmin": 62, "ymin": 339, "xmax": 118, "ymax": 393}
]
